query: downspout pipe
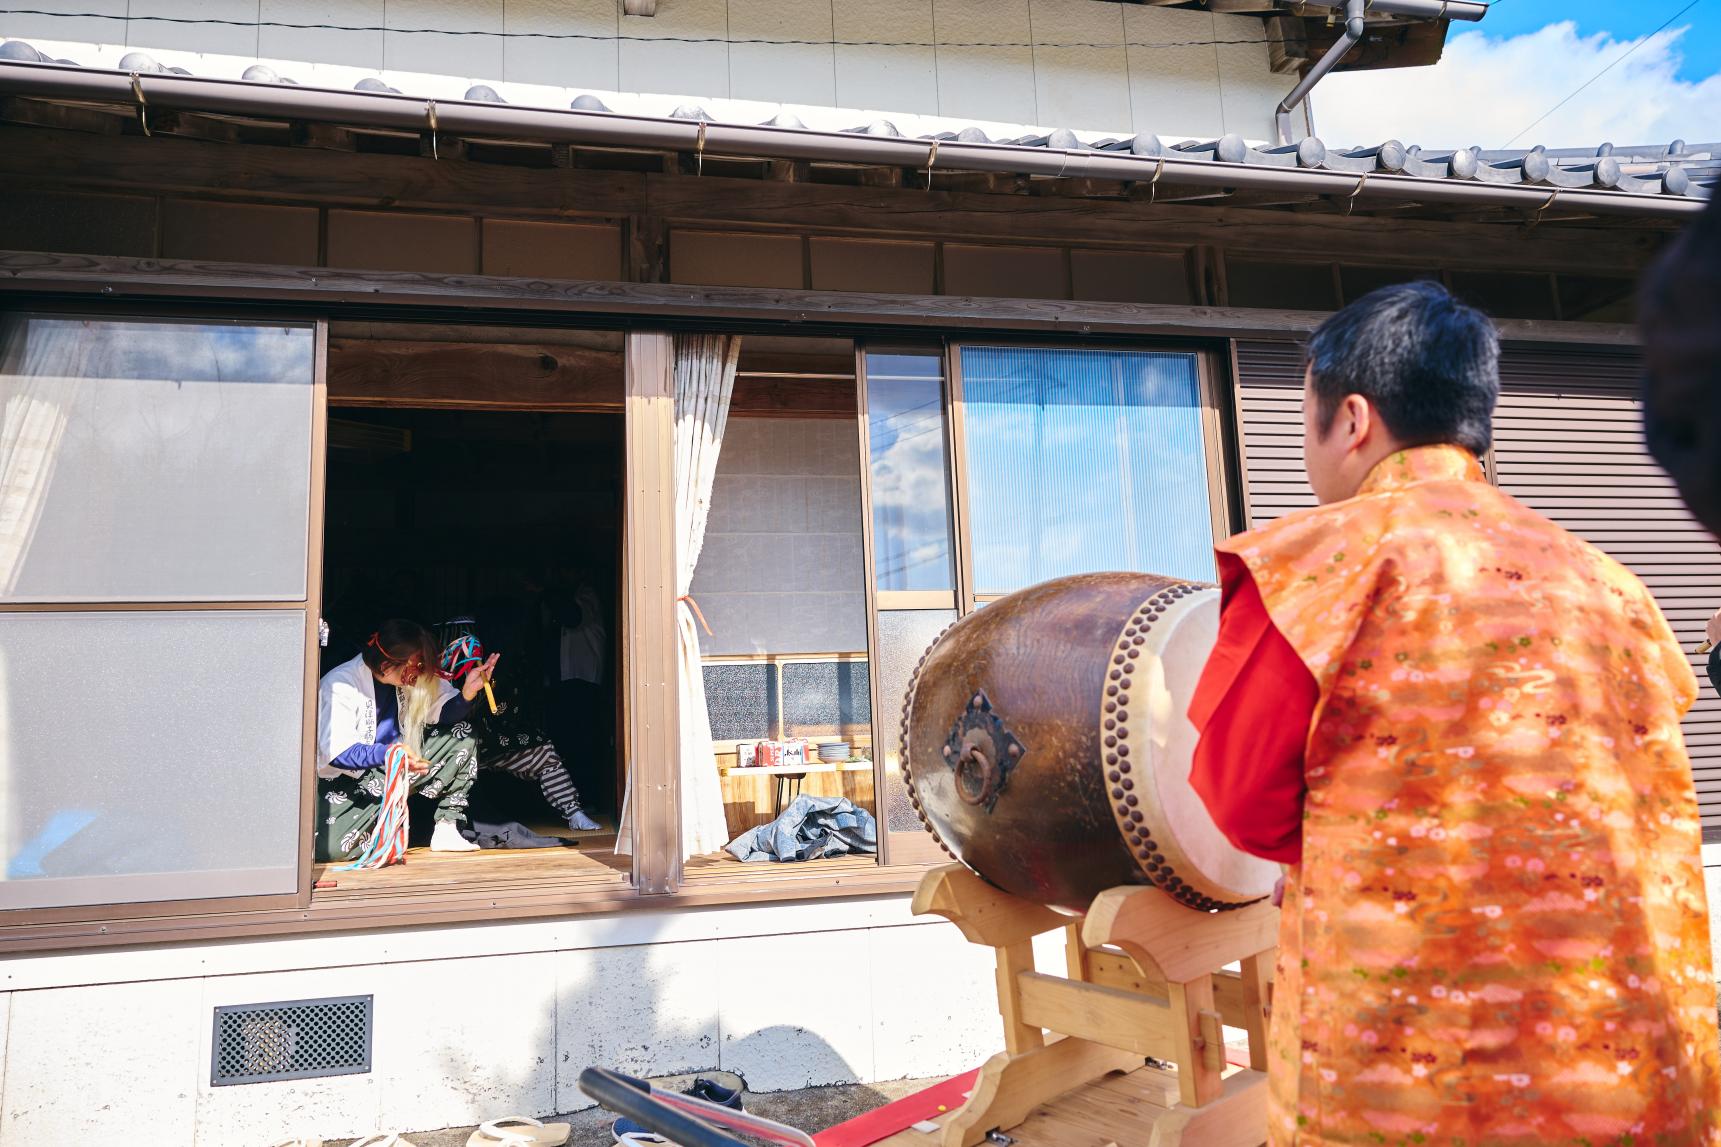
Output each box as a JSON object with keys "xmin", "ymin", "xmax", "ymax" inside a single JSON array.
[
  {"xmin": 1272, "ymin": 0, "xmax": 1490, "ymax": 146},
  {"xmin": 1275, "ymin": 0, "xmax": 1366, "ymax": 147}
]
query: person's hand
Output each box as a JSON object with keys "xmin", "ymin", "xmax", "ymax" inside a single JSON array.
[
  {"xmin": 406, "ymin": 752, "xmax": 431, "ymax": 775},
  {"xmin": 1706, "ymin": 605, "xmax": 1721, "ymax": 647},
  {"xmin": 462, "ymin": 652, "xmax": 500, "ymax": 701},
  {"xmin": 1271, "ymin": 875, "xmax": 1286, "ymax": 908}
]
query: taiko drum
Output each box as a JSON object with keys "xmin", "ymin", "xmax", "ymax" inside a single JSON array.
[{"xmin": 900, "ymin": 572, "xmax": 1279, "ymax": 914}]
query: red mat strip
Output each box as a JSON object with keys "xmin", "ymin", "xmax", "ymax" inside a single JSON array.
[
  {"xmin": 814, "ymin": 1048, "xmax": 1251, "ymax": 1147},
  {"xmin": 812, "ymin": 1069, "xmax": 982, "ymax": 1147}
]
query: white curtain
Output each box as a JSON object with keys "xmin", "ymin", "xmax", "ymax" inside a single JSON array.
[
  {"xmin": 617, "ymin": 332, "xmax": 741, "ymax": 861},
  {"xmin": 0, "ymin": 315, "xmax": 92, "ymax": 875},
  {"xmin": 0, "ymin": 317, "xmax": 87, "ymax": 594}
]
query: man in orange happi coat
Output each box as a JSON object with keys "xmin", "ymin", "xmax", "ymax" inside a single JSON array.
[{"xmin": 1188, "ymin": 281, "xmax": 1721, "ymax": 1145}]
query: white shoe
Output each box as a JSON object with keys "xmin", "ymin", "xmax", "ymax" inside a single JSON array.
[
  {"xmin": 568, "ymin": 810, "xmax": 602, "ymax": 832},
  {"xmin": 430, "ymin": 821, "xmax": 481, "ymax": 852}
]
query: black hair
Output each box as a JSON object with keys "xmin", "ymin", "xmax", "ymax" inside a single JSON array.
[
  {"xmin": 1640, "ymin": 192, "xmax": 1721, "ymax": 538},
  {"xmin": 361, "ymin": 617, "xmax": 436, "ymax": 674},
  {"xmin": 1305, "ymin": 280, "xmax": 1499, "ymax": 456}
]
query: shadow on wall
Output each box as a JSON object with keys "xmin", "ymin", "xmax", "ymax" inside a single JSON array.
[
  {"xmin": 408, "ymin": 937, "xmax": 883, "ymax": 1139},
  {"xmin": 0, "ymin": 915, "xmax": 1002, "ymax": 1145}
]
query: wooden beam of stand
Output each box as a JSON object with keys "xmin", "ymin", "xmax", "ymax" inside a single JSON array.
[
  {"xmin": 1083, "ymin": 887, "xmax": 1279, "ymax": 982},
  {"xmin": 1145, "ymin": 1068, "xmax": 1270, "ymax": 1147},
  {"xmin": 1016, "ymin": 972, "xmax": 1177, "ymax": 1060},
  {"xmin": 939, "ymin": 1037, "xmax": 1141, "ymax": 1147},
  {"xmin": 1087, "ymin": 949, "xmax": 1257, "ymax": 1032},
  {"xmin": 912, "ymin": 864, "xmax": 1066, "ymax": 948}
]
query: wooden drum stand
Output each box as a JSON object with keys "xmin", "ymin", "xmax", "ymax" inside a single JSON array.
[{"xmin": 882, "ymin": 865, "xmax": 1277, "ymax": 1147}]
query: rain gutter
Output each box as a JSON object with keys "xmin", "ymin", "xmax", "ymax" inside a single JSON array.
[
  {"xmin": 1290, "ymin": 1, "xmax": 1489, "ymax": 19},
  {"xmin": 0, "ymin": 60, "xmax": 1701, "ymax": 220}
]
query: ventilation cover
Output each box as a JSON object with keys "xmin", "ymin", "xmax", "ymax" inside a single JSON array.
[{"xmin": 211, "ymin": 995, "xmax": 373, "ymax": 1086}]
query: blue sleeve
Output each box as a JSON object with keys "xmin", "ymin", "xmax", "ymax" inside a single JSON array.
[
  {"xmin": 332, "ymin": 742, "xmax": 393, "ymax": 770},
  {"xmin": 435, "ymin": 691, "xmax": 475, "ymax": 726}
]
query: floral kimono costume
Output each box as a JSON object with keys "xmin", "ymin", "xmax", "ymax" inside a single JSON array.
[{"xmin": 1190, "ymin": 445, "xmax": 1720, "ymax": 1146}]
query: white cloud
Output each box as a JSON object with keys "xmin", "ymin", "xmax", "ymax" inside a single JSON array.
[{"xmin": 1311, "ymin": 21, "xmax": 1721, "ymax": 150}]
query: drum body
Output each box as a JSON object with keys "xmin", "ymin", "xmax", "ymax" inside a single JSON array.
[{"xmin": 901, "ymin": 572, "xmax": 1278, "ymax": 914}]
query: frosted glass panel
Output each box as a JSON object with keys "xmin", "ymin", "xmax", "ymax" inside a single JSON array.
[
  {"xmin": 875, "ymin": 609, "xmax": 957, "ymax": 834},
  {"xmin": 0, "ymin": 610, "xmax": 305, "ymax": 910},
  {"xmin": 782, "ymin": 660, "xmax": 872, "ymax": 739},
  {"xmin": 703, "ymin": 662, "xmax": 779, "ymax": 742},
  {"xmin": 0, "ymin": 315, "xmax": 315, "ymax": 602},
  {"xmin": 691, "ymin": 417, "xmax": 868, "ymax": 655},
  {"xmin": 960, "ymin": 346, "xmax": 1216, "ymax": 592}
]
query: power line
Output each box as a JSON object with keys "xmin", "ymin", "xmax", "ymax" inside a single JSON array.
[
  {"xmin": 0, "ymin": 8, "xmax": 1279, "ymax": 50},
  {"xmin": 1500, "ymin": 0, "xmax": 1705, "ymax": 148}
]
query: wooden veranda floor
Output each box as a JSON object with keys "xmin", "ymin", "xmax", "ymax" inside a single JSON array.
[{"xmin": 309, "ymin": 830, "xmax": 882, "ymax": 903}]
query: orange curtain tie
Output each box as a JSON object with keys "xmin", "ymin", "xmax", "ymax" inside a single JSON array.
[{"xmin": 678, "ymin": 595, "xmax": 714, "ymax": 636}]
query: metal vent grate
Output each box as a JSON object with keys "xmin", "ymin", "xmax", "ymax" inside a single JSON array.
[{"xmin": 211, "ymin": 995, "xmax": 373, "ymax": 1086}]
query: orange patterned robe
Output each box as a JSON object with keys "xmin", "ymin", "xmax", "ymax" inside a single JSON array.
[{"xmin": 1218, "ymin": 444, "xmax": 1720, "ymax": 1146}]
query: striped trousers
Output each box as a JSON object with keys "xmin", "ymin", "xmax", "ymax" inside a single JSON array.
[{"xmin": 488, "ymin": 742, "xmax": 585, "ymax": 821}]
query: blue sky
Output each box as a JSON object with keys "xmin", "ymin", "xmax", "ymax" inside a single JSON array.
[
  {"xmin": 1477, "ymin": 0, "xmax": 1720, "ymax": 83},
  {"xmin": 1318, "ymin": 0, "xmax": 1720, "ymax": 149}
]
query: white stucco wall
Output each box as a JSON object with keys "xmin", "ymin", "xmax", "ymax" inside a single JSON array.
[
  {"xmin": 0, "ymin": 895, "xmax": 1031, "ymax": 1145},
  {"xmin": 2, "ymin": 0, "xmax": 1295, "ymax": 142}
]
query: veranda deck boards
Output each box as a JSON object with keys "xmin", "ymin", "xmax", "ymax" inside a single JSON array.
[
  {"xmin": 311, "ymin": 835, "xmax": 629, "ymax": 899},
  {"xmin": 310, "ymin": 841, "xmax": 883, "ymax": 901}
]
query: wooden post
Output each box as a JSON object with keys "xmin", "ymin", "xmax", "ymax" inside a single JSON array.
[
  {"xmin": 1239, "ymin": 953, "xmax": 1273, "ymax": 1073},
  {"xmin": 1167, "ymin": 975, "xmax": 1224, "ymax": 1108},
  {"xmin": 623, "ymin": 330, "xmax": 680, "ymax": 895},
  {"xmin": 1064, "ymin": 921, "xmax": 1091, "ymax": 981},
  {"xmin": 996, "ymin": 941, "xmax": 1046, "ymax": 1055}
]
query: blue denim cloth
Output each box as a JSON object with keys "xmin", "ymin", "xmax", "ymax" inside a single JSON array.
[{"xmin": 724, "ymin": 793, "xmax": 878, "ymax": 863}]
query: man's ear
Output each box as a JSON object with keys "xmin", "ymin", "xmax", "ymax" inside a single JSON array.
[{"xmin": 1343, "ymin": 393, "xmax": 1372, "ymax": 447}]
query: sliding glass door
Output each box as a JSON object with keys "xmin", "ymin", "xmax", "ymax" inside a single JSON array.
[
  {"xmin": 858, "ymin": 341, "xmax": 1230, "ymax": 865},
  {"xmin": 0, "ymin": 314, "xmax": 323, "ymax": 914}
]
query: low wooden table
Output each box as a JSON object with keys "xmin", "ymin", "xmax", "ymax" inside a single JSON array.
[{"xmin": 727, "ymin": 761, "xmax": 874, "ymax": 815}]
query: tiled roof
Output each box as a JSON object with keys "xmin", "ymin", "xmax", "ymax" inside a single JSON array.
[{"xmin": 0, "ymin": 37, "xmax": 1712, "ymax": 203}]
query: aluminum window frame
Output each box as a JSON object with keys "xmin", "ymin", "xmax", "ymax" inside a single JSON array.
[
  {"xmin": 0, "ymin": 303, "xmax": 328, "ymax": 926},
  {"xmin": 949, "ymin": 339, "xmax": 1234, "ymax": 612}
]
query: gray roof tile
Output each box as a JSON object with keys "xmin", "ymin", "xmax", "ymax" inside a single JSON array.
[{"xmin": 0, "ymin": 38, "xmax": 1711, "ymax": 200}]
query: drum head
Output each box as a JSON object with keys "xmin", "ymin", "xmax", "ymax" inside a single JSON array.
[{"xmin": 1111, "ymin": 587, "xmax": 1280, "ymax": 907}]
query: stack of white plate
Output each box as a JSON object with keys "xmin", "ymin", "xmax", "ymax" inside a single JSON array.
[{"xmin": 817, "ymin": 741, "xmax": 851, "ymax": 763}]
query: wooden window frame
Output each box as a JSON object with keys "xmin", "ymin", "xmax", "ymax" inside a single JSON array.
[{"xmin": 0, "ymin": 305, "xmax": 328, "ymax": 927}]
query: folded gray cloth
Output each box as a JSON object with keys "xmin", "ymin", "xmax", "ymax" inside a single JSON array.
[
  {"xmin": 724, "ymin": 794, "xmax": 878, "ymax": 863},
  {"xmin": 461, "ymin": 820, "xmax": 579, "ymax": 849}
]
